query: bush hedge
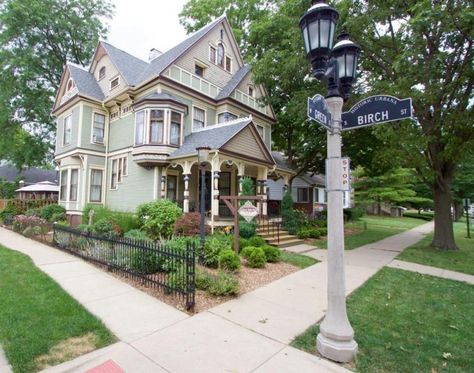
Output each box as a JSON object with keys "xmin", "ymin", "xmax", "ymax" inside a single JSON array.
[
  {"xmin": 137, "ymin": 200, "xmax": 182, "ymax": 240},
  {"xmin": 174, "ymin": 212, "xmax": 211, "ymax": 236},
  {"xmin": 343, "ymin": 207, "xmax": 364, "ymax": 221},
  {"xmin": 248, "ymin": 235, "xmax": 266, "ymax": 247},
  {"xmin": 262, "ymin": 245, "xmax": 281, "ymax": 263},
  {"xmin": 218, "ymin": 249, "xmax": 241, "ymax": 272},
  {"xmin": 239, "ymin": 221, "xmax": 256, "ymax": 238},
  {"xmin": 402, "ymin": 212, "xmax": 434, "ymax": 221},
  {"xmin": 204, "ymin": 234, "xmax": 232, "ymax": 268}
]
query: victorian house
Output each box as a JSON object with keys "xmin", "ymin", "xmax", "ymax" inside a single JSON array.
[{"xmin": 53, "ymin": 16, "xmax": 295, "ymax": 225}]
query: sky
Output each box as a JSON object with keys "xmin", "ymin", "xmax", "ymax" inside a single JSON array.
[{"xmin": 105, "ymin": 0, "xmax": 190, "ymax": 61}]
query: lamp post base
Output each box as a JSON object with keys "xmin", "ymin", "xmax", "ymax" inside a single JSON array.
[{"xmin": 317, "ymin": 332, "xmax": 358, "ymax": 363}]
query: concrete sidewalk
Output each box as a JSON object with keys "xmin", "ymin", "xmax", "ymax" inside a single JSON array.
[
  {"xmin": 0, "ymin": 222, "xmax": 433, "ymax": 373},
  {"xmin": 388, "ymin": 259, "xmax": 474, "ymax": 284}
]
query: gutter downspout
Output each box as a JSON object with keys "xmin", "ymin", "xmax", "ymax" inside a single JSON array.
[{"xmin": 102, "ymin": 103, "xmax": 110, "ymax": 207}]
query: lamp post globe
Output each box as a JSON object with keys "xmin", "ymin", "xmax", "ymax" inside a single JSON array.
[
  {"xmin": 299, "ymin": 0, "xmax": 339, "ymax": 79},
  {"xmin": 332, "ymin": 32, "xmax": 361, "ymax": 100}
]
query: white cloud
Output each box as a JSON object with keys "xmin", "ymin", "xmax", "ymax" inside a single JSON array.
[{"xmin": 105, "ymin": 0, "xmax": 189, "ymax": 61}]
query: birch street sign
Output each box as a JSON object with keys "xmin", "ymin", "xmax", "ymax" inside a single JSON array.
[
  {"xmin": 325, "ymin": 157, "xmax": 351, "ymax": 192},
  {"xmin": 341, "ymin": 95, "xmax": 413, "ymax": 131},
  {"xmin": 238, "ymin": 201, "xmax": 260, "ymax": 222},
  {"xmin": 308, "ymin": 94, "xmax": 333, "ymax": 131}
]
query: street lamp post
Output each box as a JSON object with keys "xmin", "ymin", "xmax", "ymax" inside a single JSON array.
[
  {"xmin": 300, "ymin": 0, "xmax": 361, "ymax": 363},
  {"xmin": 196, "ymin": 146, "xmax": 210, "ymax": 261}
]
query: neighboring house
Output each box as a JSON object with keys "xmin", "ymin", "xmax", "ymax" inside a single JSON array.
[
  {"xmin": 15, "ymin": 181, "xmax": 59, "ymax": 200},
  {"xmin": 52, "ymin": 16, "xmax": 295, "ymax": 225},
  {"xmin": 0, "ymin": 165, "xmax": 58, "ymax": 186}
]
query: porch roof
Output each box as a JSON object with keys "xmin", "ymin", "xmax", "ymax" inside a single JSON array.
[{"xmin": 169, "ymin": 117, "xmax": 261, "ymax": 158}]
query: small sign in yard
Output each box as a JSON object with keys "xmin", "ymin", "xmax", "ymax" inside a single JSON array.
[
  {"xmin": 239, "ymin": 201, "xmax": 260, "ymax": 222},
  {"xmin": 341, "ymin": 95, "xmax": 413, "ymax": 131}
]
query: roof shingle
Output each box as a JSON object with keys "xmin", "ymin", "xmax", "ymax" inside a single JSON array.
[{"xmin": 67, "ymin": 63, "xmax": 104, "ymax": 101}]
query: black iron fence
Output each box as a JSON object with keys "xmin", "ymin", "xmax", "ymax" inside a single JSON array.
[{"xmin": 52, "ymin": 224, "xmax": 196, "ymax": 309}]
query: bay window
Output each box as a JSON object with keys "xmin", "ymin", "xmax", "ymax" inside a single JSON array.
[
  {"xmin": 92, "ymin": 113, "xmax": 105, "ymax": 143},
  {"xmin": 89, "ymin": 169, "xmax": 103, "ymax": 202},
  {"xmin": 69, "ymin": 169, "xmax": 78, "ymax": 201},
  {"xmin": 170, "ymin": 111, "xmax": 181, "ymax": 145},
  {"xmin": 135, "ymin": 111, "xmax": 145, "ymax": 145},
  {"xmin": 149, "ymin": 109, "xmax": 164, "ymax": 144},
  {"xmin": 60, "ymin": 170, "xmax": 67, "ymax": 201}
]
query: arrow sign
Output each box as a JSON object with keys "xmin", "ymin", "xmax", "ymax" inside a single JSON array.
[
  {"xmin": 341, "ymin": 95, "xmax": 413, "ymax": 131},
  {"xmin": 308, "ymin": 94, "xmax": 332, "ymax": 131}
]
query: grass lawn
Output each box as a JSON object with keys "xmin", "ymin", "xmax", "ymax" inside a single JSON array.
[
  {"xmin": 291, "ymin": 267, "xmax": 474, "ymax": 372},
  {"xmin": 0, "ymin": 246, "xmax": 115, "ymax": 373},
  {"xmin": 280, "ymin": 250, "xmax": 319, "ymax": 268},
  {"xmin": 315, "ymin": 215, "xmax": 427, "ymax": 250},
  {"xmin": 398, "ymin": 221, "xmax": 474, "ymax": 275}
]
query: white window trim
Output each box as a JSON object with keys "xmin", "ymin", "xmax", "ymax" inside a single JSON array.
[
  {"xmin": 98, "ymin": 66, "xmax": 106, "ymax": 81},
  {"xmin": 69, "ymin": 168, "xmax": 80, "ymax": 202},
  {"xmin": 169, "ymin": 110, "xmax": 183, "ymax": 147},
  {"xmin": 225, "ymin": 55, "xmax": 233, "ymax": 73},
  {"xmin": 248, "ymin": 85, "xmax": 255, "ymax": 97},
  {"xmin": 209, "ymin": 44, "xmax": 217, "ymax": 64},
  {"xmin": 256, "ymin": 124, "xmax": 265, "ymax": 140},
  {"xmin": 88, "ymin": 167, "xmax": 105, "ymax": 204},
  {"xmin": 109, "ymin": 155, "xmax": 128, "ymax": 190},
  {"xmin": 59, "ymin": 169, "xmax": 68, "ymax": 202},
  {"xmin": 66, "ymin": 78, "xmax": 74, "ymax": 92},
  {"xmin": 110, "ymin": 75, "xmax": 120, "ymax": 91},
  {"xmin": 91, "ymin": 111, "xmax": 107, "ymax": 145},
  {"xmin": 62, "ymin": 114, "xmax": 72, "ymax": 147},
  {"xmin": 110, "ymin": 159, "xmax": 118, "ymax": 190},
  {"xmin": 192, "ymin": 105, "xmax": 207, "ymax": 132}
]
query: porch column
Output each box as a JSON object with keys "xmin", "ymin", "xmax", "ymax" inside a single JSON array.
[
  {"xmin": 237, "ymin": 163, "xmax": 245, "ymax": 195},
  {"xmin": 212, "ymin": 171, "xmax": 220, "ymax": 219},
  {"xmin": 257, "ymin": 168, "xmax": 268, "ymax": 217},
  {"xmin": 183, "ymin": 174, "xmax": 190, "ymax": 213},
  {"xmin": 161, "ymin": 168, "xmax": 167, "ymax": 199}
]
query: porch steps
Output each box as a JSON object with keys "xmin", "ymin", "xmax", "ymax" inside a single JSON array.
[{"xmin": 256, "ymin": 227, "xmax": 304, "ymax": 248}]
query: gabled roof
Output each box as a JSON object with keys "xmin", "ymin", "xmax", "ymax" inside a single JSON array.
[
  {"xmin": 271, "ymin": 151, "xmax": 295, "ymax": 172},
  {"xmin": 169, "ymin": 117, "xmax": 251, "ymax": 159},
  {"xmin": 300, "ymin": 173, "xmax": 325, "ymax": 186},
  {"xmin": 133, "ymin": 92, "xmax": 189, "ymax": 108},
  {"xmin": 100, "ymin": 42, "xmax": 150, "ymax": 86},
  {"xmin": 0, "ymin": 166, "xmax": 57, "ymax": 185},
  {"xmin": 16, "ymin": 181, "xmax": 59, "ymax": 192},
  {"xmin": 67, "ymin": 63, "xmax": 104, "ymax": 101},
  {"xmin": 216, "ymin": 64, "xmax": 251, "ymax": 100},
  {"xmin": 138, "ymin": 15, "xmax": 226, "ymax": 84}
]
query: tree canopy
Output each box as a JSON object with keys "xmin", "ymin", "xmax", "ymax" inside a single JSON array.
[{"xmin": 0, "ymin": 0, "xmax": 114, "ymax": 169}]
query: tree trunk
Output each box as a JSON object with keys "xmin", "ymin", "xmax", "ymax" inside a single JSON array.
[
  {"xmin": 431, "ymin": 179, "xmax": 458, "ymax": 250},
  {"xmin": 453, "ymin": 202, "xmax": 463, "ymax": 222}
]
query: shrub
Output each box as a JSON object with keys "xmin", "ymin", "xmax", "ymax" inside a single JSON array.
[
  {"xmin": 218, "ymin": 249, "xmax": 241, "ymax": 272},
  {"xmin": 12, "ymin": 215, "xmax": 48, "ymax": 237},
  {"xmin": 318, "ymin": 227, "xmax": 328, "ymax": 236},
  {"xmin": 124, "ymin": 229, "xmax": 150, "ymax": 241},
  {"xmin": 166, "ymin": 264, "xmax": 187, "ymax": 293},
  {"xmin": 402, "ymin": 212, "xmax": 433, "ymax": 221},
  {"xmin": 239, "ymin": 237, "xmax": 250, "ymax": 249},
  {"xmin": 92, "ymin": 218, "xmax": 115, "ymax": 236},
  {"xmin": 40, "ymin": 204, "xmax": 66, "ymax": 221},
  {"xmin": 240, "ymin": 246, "xmax": 256, "ymax": 260},
  {"xmin": 50, "ymin": 212, "xmax": 66, "ymax": 223},
  {"xmin": 281, "ymin": 192, "xmax": 297, "ymax": 234},
  {"xmin": 130, "ymin": 249, "xmax": 164, "ymax": 275},
  {"xmin": 239, "ymin": 221, "xmax": 256, "ymax": 238},
  {"xmin": 77, "ymin": 224, "xmax": 93, "ymax": 234},
  {"xmin": 137, "ymin": 200, "xmax": 182, "ymax": 240},
  {"xmin": 262, "ymin": 245, "xmax": 281, "ymax": 263},
  {"xmin": 247, "ymin": 247, "xmax": 266, "ymax": 268},
  {"xmin": 0, "ymin": 201, "xmax": 22, "ymax": 221},
  {"xmin": 343, "ymin": 207, "xmax": 364, "ymax": 221},
  {"xmin": 298, "ymin": 228, "xmax": 321, "ymax": 239},
  {"xmin": 174, "ymin": 212, "xmax": 210, "ymax": 236},
  {"xmin": 113, "ymin": 212, "xmax": 140, "ymax": 233},
  {"xmin": 248, "ymin": 235, "xmax": 266, "ymax": 247},
  {"xmin": 208, "ymin": 271, "xmax": 240, "ymax": 296},
  {"xmin": 204, "ymin": 234, "xmax": 231, "ymax": 268},
  {"xmin": 25, "ymin": 208, "xmax": 42, "ymax": 217},
  {"xmin": 196, "ymin": 267, "xmax": 213, "ymax": 290}
]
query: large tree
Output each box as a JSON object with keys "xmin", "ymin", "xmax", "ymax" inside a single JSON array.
[
  {"xmin": 0, "ymin": 0, "xmax": 114, "ymax": 169},
  {"xmin": 339, "ymin": 0, "xmax": 474, "ymax": 249}
]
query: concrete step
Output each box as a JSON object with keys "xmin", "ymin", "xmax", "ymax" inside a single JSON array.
[
  {"xmin": 269, "ymin": 238, "xmax": 305, "ymax": 248},
  {"xmin": 256, "ymin": 231, "xmax": 291, "ymax": 238}
]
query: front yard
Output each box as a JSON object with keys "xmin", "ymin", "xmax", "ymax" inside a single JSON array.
[
  {"xmin": 398, "ymin": 221, "xmax": 474, "ymax": 275},
  {"xmin": 314, "ymin": 215, "xmax": 428, "ymax": 250},
  {"xmin": 291, "ymin": 267, "xmax": 474, "ymax": 372},
  {"xmin": 0, "ymin": 246, "xmax": 115, "ymax": 373}
]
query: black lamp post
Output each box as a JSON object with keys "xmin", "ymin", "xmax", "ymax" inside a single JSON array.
[
  {"xmin": 300, "ymin": 0, "xmax": 361, "ymax": 363},
  {"xmin": 196, "ymin": 146, "xmax": 210, "ymax": 260}
]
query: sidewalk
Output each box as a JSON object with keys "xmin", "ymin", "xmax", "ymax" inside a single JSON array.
[{"xmin": 0, "ymin": 223, "xmax": 433, "ymax": 372}]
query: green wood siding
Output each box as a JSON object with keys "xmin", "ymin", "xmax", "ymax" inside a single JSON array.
[
  {"xmin": 55, "ymin": 106, "xmax": 80, "ymax": 156},
  {"xmin": 81, "ymin": 105, "xmax": 107, "ymax": 152},
  {"xmin": 108, "ymin": 114, "xmax": 134, "ymax": 152}
]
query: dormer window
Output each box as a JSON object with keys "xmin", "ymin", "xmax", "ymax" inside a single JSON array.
[
  {"xmin": 217, "ymin": 43, "xmax": 225, "ymax": 67},
  {"xmin": 209, "ymin": 46, "xmax": 216, "ymax": 64},
  {"xmin": 248, "ymin": 86, "xmax": 254, "ymax": 97},
  {"xmin": 99, "ymin": 66, "xmax": 106, "ymax": 80},
  {"xmin": 195, "ymin": 64, "xmax": 204, "ymax": 77},
  {"xmin": 110, "ymin": 76, "xmax": 120, "ymax": 90},
  {"xmin": 225, "ymin": 56, "xmax": 232, "ymax": 73}
]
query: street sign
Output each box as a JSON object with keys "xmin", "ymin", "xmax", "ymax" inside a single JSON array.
[
  {"xmin": 341, "ymin": 158, "xmax": 350, "ymax": 191},
  {"xmin": 325, "ymin": 157, "xmax": 351, "ymax": 192},
  {"xmin": 238, "ymin": 201, "xmax": 259, "ymax": 222},
  {"xmin": 308, "ymin": 94, "xmax": 333, "ymax": 131},
  {"xmin": 341, "ymin": 95, "xmax": 413, "ymax": 131}
]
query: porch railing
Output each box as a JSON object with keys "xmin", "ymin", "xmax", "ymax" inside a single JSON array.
[{"xmin": 52, "ymin": 224, "xmax": 196, "ymax": 309}]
